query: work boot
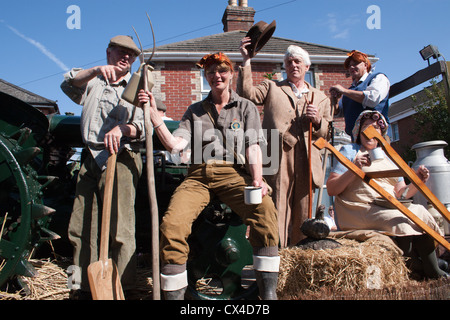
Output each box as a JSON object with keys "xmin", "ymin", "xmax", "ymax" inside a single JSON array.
[
  {"xmin": 255, "ymin": 271, "xmax": 278, "ymax": 300},
  {"xmin": 163, "ymin": 287, "xmax": 187, "ymax": 300}
]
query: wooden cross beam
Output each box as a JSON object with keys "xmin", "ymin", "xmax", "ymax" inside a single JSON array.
[{"xmin": 314, "ymin": 126, "xmax": 450, "ymax": 251}]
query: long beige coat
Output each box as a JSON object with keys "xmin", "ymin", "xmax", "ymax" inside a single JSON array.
[{"xmin": 237, "ymin": 65, "xmax": 332, "ymax": 247}]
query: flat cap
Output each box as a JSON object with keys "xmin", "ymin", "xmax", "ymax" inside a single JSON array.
[{"xmin": 108, "ymin": 35, "xmax": 141, "ymax": 56}]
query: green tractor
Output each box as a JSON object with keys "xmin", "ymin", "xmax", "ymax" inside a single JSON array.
[{"xmin": 0, "ymin": 92, "xmax": 257, "ymax": 299}]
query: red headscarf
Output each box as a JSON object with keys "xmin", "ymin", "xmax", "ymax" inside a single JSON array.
[
  {"xmin": 344, "ymin": 50, "xmax": 371, "ymax": 72},
  {"xmin": 196, "ymin": 52, "xmax": 234, "ymax": 71}
]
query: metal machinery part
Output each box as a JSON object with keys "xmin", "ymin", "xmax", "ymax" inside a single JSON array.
[
  {"xmin": 186, "ymin": 202, "xmax": 258, "ymax": 300},
  {"xmin": 0, "ymin": 92, "xmax": 68, "ymax": 288},
  {"xmin": 0, "ymin": 92, "xmax": 256, "ymax": 299}
]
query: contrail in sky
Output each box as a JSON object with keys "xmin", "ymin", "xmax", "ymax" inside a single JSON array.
[{"xmin": 2, "ymin": 20, "xmax": 69, "ymax": 71}]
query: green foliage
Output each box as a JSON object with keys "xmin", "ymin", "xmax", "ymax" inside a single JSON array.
[
  {"xmin": 410, "ymin": 78, "xmax": 450, "ymax": 159},
  {"xmin": 263, "ymin": 72, "xmax": 276, "ymax": 80}
]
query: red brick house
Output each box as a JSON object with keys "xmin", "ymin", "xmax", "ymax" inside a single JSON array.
[{"xmin": 144, "ymin": 0, "xmax": 371, "ymax": 135}]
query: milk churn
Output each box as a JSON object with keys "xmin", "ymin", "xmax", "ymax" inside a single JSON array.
[{"xmin": 411, "ymin": 140, "xmax": 450, "ymax": 234}]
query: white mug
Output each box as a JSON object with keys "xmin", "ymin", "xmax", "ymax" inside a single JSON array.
[
  {"xmin": 368, "ymin": 147, "xmax": 384, "ymax": 162},
  {"xmin": 244, "ymin": 186, "xmax": 262, "ymax": 205}
]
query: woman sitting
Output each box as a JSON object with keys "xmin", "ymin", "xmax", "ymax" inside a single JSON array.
[
  {"xmin": 326, "ymin": 110, "xmax": 447, "ymax": 279},
  {"xmin": 138, "ymin": 52, "xmax": 279, "ymax": 299}
]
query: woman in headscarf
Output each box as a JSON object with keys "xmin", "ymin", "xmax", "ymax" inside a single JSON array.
[{"xmin": 327, "ymin": 110, "xmax": 447, "ymax": 279}]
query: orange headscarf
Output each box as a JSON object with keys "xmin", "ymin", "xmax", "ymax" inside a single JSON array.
[
  {"xmin": 344, "ymin": 50, "xmax": 371, "ymax": 72},
  {"xmin": 196, "ymin": 52, "xmax": 234, "ymax": 71}
]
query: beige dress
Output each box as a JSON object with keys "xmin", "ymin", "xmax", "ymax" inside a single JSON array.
[{"xmin": 334, "ymin": 149, "xmax": 442, "ymax": 237}]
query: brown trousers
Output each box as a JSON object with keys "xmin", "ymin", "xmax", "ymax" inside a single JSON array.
[{"xmin": 160, "ymin": 163, "xmax": 279, "ymax": 266}]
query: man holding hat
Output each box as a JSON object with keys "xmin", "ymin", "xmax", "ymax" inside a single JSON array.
[
  {"xmin": 61, "ymin": 35, "xmax": 145, "ymax": 299},
  {"xmin": 330, "ymin": 50, "xmax": 390, "ymax": 139},
  {"xmin": 238, "ymin": 39, "xmax": 332, "ymax": 248}
]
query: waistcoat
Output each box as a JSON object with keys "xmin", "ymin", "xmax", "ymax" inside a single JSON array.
[{"xmin": 342, "ymin": 72, "xmax": 389, "ymax": 136}]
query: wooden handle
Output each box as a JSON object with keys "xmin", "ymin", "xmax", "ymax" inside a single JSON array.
[
  {"xmin": 308, "ymin": 92, "xmax": 314, "ymax": 219},
  {"xmin": 142, "ymin": 64, "xmax": 161, "ymax": 300},
  {"xmin": 308, "ymin": 122, "xmax": 313, "ymax": 219},
  {"xmin": 99, "ymin": 152, "xmax": 117, "ymax": 262},
  {"xmin": 362, "ymin": 125, "xmax": 450, "ymax": 224}
]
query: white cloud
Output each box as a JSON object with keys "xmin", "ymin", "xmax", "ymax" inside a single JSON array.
[
  {"xmin": 3, "ymin": 22, "xmax": 69, "ymax": 71},
  {"xmin": 324, "ymin": 13, "xmax": 360, "ymax": 40}
]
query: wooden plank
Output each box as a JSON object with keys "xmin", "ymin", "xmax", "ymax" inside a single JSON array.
[
  {"xmin": 313, "ymin": 136, "xmax": 450, "ymax": 251},
  {"xmin": 365, "ymin": 169, "xmax": 403, "ymax": 179},
  {"xmin": 363, "ymin": 126, "xmax": 450, "ymax": 223},
  {"xmin": 389, "ymin": 61, "xmax": 446, "ymax": 98}
]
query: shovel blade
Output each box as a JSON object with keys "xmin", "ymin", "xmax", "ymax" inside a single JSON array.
[{"xmin": 87, "ymin": 259, "xmax": 124, "ymax": 300}]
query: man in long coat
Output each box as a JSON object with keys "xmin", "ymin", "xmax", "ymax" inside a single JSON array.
[{"xmin": 238, "ymin": 41, "xmax": 332, "ymax": 247}]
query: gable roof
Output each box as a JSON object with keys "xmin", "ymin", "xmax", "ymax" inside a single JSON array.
[
  {"xmin": 155, "ymin": 30, "xmax": 350, "ymax": 55},
  {"xmin": 146, "ymin": 30, "xmax": 370, "ymax": 64}
]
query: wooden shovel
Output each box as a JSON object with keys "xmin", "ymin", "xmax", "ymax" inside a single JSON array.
[{"xmin": 87, "ymin": 152, "xmax": 124, "ymax": 300}]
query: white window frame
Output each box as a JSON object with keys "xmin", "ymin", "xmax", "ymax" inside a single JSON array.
[
  {"xmin": 281, "ymin": 70, "xmax": 315, "ymax": 87},
  {"xmin": 391, "ymin": 122, "xmax": 400, "ymax": 142},
  {"xmin": 200, "ymin": 70, "xmax": 210, "ymax": 100}
]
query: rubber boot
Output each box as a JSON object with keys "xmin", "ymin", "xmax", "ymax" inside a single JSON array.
[
  {"xmin": 413, "ymin": 234, "xmax": 448, "ymax": 279},
  {"xmin": 163, "ymin": 287, "xmax": 187, "ymax": 300},
  {"xmin": 395, "ymin": 236, "xmax": 424, "ymax": 274},
  {"xmin": 255, "ymin": 271, "xmax": 278, "ymax": 300}
]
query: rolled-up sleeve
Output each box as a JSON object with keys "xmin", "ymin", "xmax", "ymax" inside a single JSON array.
[
  {"xmin": 362, "ymin": 74, "xmax": 390, "ymax": 109},
  {"xmin": 128, "ymin": 105, "xmax": 145, "ymax": 141},
  {"xmin": 244, "ymin": 102, "xmax": 266, "ymax": 148},
  {"xmin": 60, "ymin": 68, "xmax": 86, "ymax": 105},
  {"xmin": 173, "ymin": 110, "xmax": 192, "ymax": 142}
]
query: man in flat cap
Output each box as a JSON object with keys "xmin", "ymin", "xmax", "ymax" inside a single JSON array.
[{"xmin": 61, "ymin": 35, "xmax": 144, "ymax": 299}]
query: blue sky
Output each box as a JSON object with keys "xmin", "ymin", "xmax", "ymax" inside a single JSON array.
[{"xmin": 1, "ymin": 0, "xmax": 449, "ymax": 116}]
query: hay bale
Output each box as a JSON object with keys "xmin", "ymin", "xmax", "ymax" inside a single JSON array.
[
  {"xmin": 277, "ymin": 238, "xmax": 410, "ymax": 299},
  {"xmin": 0, "ymin": 258, "xmax": 71, "ymax": 300},
  {"xmin": 0, "ymin": 257, "xmax": 154, "ymax": 300}
]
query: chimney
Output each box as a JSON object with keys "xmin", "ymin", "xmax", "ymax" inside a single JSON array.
[{"xmin": 222, "ymin": 0, "xmax": 255, "ymax": 32}]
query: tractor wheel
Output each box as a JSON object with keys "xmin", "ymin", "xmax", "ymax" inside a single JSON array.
[{"xmin": 0, "ymin": 131, "xmax": 57, "ymax": 288}]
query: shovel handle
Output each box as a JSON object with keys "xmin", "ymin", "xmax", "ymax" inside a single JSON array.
[{"xmin": 99, "ymin": 152, "xmax": 117, "ymax": 262}]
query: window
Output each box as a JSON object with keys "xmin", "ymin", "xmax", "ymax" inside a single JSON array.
[
  {"xmin": 314, "ymin": 153, "xmax": 334, "ymax": 212},
  {"xmin": 391, "ymin": 122, "xmax": 399, "ymax": 142},
  {"xmin": 281, "ymin": 70, "xmax": 315, "ymax": 87},
  {"xmin": 200, "ymin": 70, "xmax": 210, "ymax": 100}
]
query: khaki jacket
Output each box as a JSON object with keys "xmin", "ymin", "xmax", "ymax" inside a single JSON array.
[{"xmin": 237, "ymin": 65, "xmax": 332, "ymax": 186}]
